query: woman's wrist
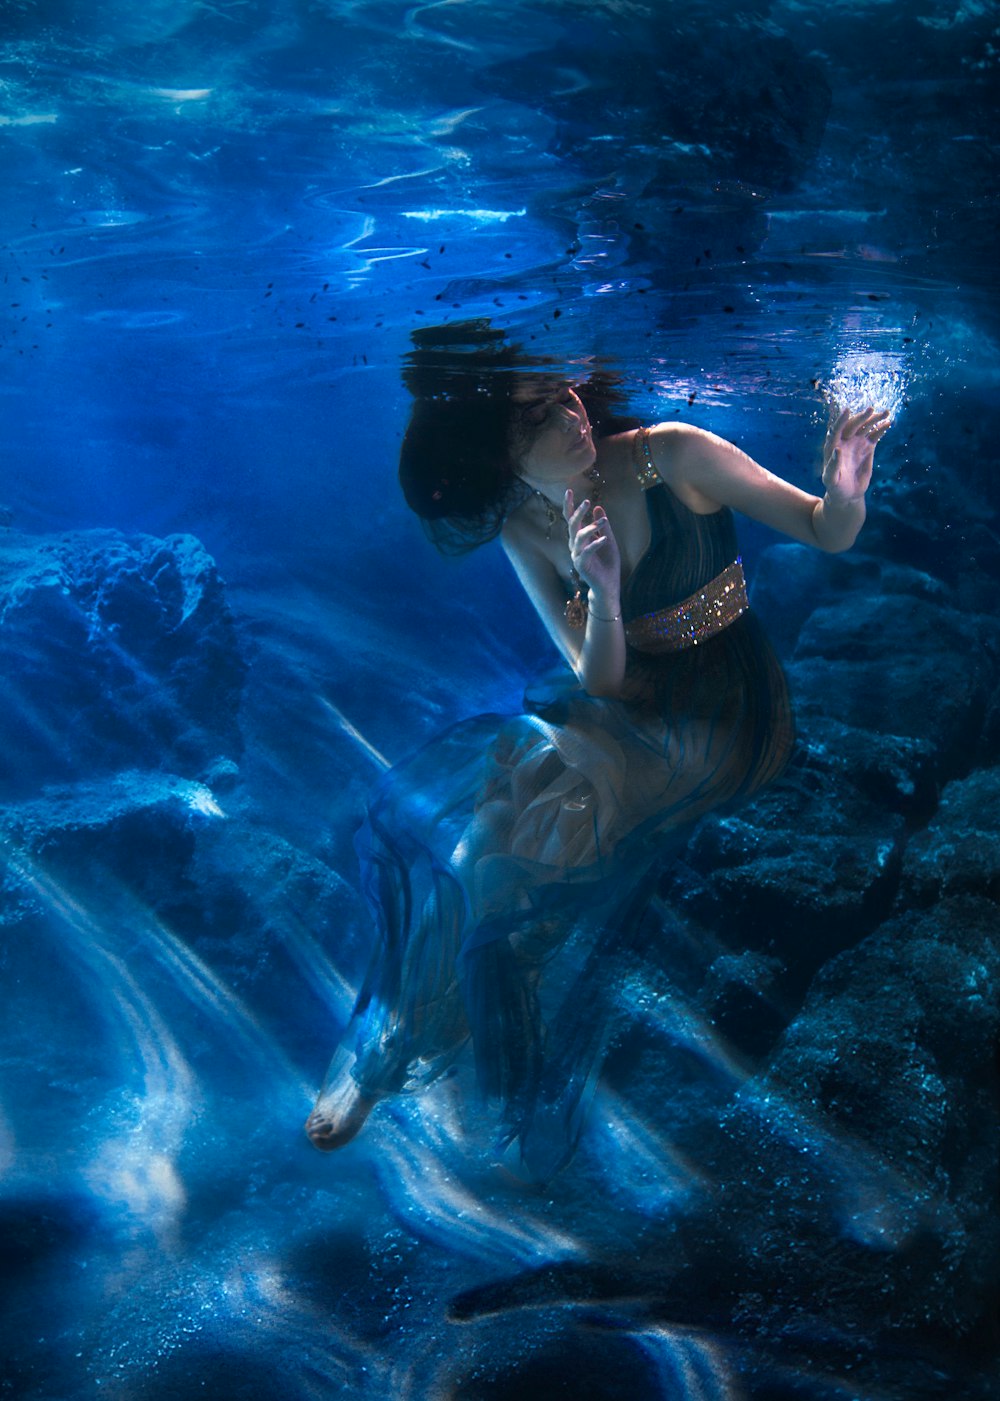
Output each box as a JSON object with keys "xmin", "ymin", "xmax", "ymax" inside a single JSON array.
[
  {"xmin": 587, "ymin": 587, "xmax": 622, "ymax": 623},
  {"xmin": 823, "ymin": 488, "xmax": 866, "ymax": 512},
  {"xmin": 814, "ymin": 491, "xmax": 866, "ymax": 552}
]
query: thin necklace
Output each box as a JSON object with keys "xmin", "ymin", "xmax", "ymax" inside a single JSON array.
[{"xmin": 532, "ymin": 463, "xmax": 603, "ymax": 540}]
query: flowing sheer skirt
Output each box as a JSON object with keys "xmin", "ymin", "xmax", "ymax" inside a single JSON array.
[{"xmin": 331, "ymin": 610, "xmax": 794, "ymax": 1174}]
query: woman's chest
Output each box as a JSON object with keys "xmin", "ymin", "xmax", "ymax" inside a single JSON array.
[{"xmin": 540, "ymin": 483, "xmax": 655, "ymax": 586}]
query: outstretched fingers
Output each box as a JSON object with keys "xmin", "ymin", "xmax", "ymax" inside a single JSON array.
[
  {"xmin": 841, "ymin": 407, "xmax": 892, "ymax": 439},
  {"xmin": 867, "ymin": 417, "xmax": 892, "ymax": 443}
]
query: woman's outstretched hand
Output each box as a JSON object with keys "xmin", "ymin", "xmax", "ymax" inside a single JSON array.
[
  {"xmin": 822, "ymin": 406, "xmax": 892, "ymax": 504},
  {"xmin": 565, "ymin": 489, "xmax": 621, "ymax": 602}
]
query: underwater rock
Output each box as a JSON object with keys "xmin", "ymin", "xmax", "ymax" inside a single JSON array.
[
  {"xmin": 898, "ymin": 766, "xmax": 1000, "ymax": 908},
  {"xmin": 452, "ymin": 897, "xmax": 999, "ymax": 1397},
  {"xmin": 0, "ymin": 770, "xmax": 365, "ymax": 1051},
  {"xmin": 665, "ymin": 738, "xmax": 907, "ymax": 1000},
  {"xmin": 866, "ymin": 471, "xmax": 1000, "ymax": 598},
  {"xmin": 713, "ymin": 894, "xmax": 1000, "ymax": 1342},
  {"xmin": 788, "ymin": 593, "xmax": 1000, "ymax": 773},
  {"xmin": 0, "ymin": 528, "xmax": 246, "ymax": 798},
  {"xmin": 751, "ymin": 542, "xmax": 951, "ymax": 661},
  {"xmin": 0, "ymin": 770, "xmax": 209, "ymax": 930}
]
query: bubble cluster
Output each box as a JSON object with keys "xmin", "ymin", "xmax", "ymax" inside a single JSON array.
[{"xmin": 824, "ymin": 353, "xmax": 907, "ymax": 418}]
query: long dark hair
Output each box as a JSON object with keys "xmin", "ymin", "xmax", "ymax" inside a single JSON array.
[{"xmin": 398, "ymin": 321, "xmax": 639, "ymax": 556}]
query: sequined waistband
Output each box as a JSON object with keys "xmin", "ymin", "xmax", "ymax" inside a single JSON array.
[{"xmin": 625, "ymin": 559, "xmax": 748, "ymax": 654}]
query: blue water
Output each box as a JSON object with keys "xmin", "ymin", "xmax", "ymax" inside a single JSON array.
[{"xmin": 1, "ymin": 3, "xmax": 998, "ymax": 1398}]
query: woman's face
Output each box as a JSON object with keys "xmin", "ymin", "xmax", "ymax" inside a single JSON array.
[{"xmin": 509, "ymin": 379, "xmax": 596, "ymax": 485}]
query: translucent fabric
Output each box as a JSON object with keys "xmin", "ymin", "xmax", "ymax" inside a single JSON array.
[{"xmin": 339, "ymin": 483, "xmax": 794, "ymax": 1174}]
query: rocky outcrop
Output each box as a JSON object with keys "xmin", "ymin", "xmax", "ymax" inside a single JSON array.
[{"xmin": 0, "ymin": 529, "xmax": 246, "ymax": 798}]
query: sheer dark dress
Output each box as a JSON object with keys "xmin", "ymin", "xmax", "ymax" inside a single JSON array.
[{"xmin": 331, "ymin": 460, "xmax": 794, "ymax": 1173}]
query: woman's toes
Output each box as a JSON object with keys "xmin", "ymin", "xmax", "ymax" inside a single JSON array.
[{"xmin": 304, "ymin": 1090, "xmax": 376, "ymax": 1152}]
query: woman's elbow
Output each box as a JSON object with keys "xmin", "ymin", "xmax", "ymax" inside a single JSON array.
[{"xmin": 577, "ymin": 670, "xmax": 624, "ymax": 700}]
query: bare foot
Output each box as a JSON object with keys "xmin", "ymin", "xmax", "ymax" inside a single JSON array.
[{"xmin": 305, "ymin": 1074, "xmax": 378, "ymax": 1152}]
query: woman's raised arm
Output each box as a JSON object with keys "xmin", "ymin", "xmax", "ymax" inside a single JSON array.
[{"xmin": 650, "ymin": 409, "xmax": 891, "ymax": 553}]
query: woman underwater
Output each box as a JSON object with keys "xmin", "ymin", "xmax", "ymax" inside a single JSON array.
[{"xmin": 306, "ymin": 324, "xmax": 891, "ymax": 1174}]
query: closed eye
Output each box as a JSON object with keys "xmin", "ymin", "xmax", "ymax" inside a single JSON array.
[{"xmin": 522, "ymin": 387, "xmax": 574, "ymax": 425}]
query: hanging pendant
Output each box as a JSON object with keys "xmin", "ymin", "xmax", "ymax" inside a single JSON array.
[{"xmin": 565, "ymin": 589, "xmax": 588, "ymax": 628}]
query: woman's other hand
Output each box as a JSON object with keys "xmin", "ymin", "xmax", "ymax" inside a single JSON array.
[
  {"xmin": 822, "ymin": 407, "xmax": 891, "ymax": 505},
  {"xmin": 565, "ymin": 489, "xmax": 621, "ymax": 602}
]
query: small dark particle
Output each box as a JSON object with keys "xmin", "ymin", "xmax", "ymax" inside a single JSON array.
[
  {"xmin": 867, "ymin": 293, "xmax": 889, "ymax": 301},
  {"xmin": 504, "ymin": 252, "xmax": 512, "ymax": 259},
  {"xmin": 736, "ymin": 245, "xmax": 745, "ymax": 254},
  {"xmin": 309, "ymin": 293, "xmax": 316, "ymax": 302},
  {"xmin": 903, "ymin": 336, "xmax": 913, "ymax": 343},
  {"xmin": 673, "ymin": 206, "xmax": 684, "ymax": 214},
  {"xmin": 420, "ymin": 259, "xmax": 431, "ymax": 270},
  {"xmin": 264, "ymin": 290, "xmax": 272, "ymax": 297},
  {"xmin": 703, "ymin": 249, "xmax": 712, "ymax": 259},
  {"xmin": 723, "ymin": 305, "xmax": 734, "ymax": 313},
  {"xmin": 435, "ymin": 292, "xmax": 443, "ymax": 300},
  {"xmin": 295, "ymin": 322, "xmax": 305, "ymax": 328},
  {"xmin": 439, "ymin": 245, "xmax": 445, "ymax": 254},
  {"xmin": 415, "ymin": 309, "xmax": 424, "ymax": 315},
  {"xmin": 323, "ymin": 283, "xmax": 329, "ymax": 291},
  {"xmin": 695, "ymin": 257, "xmax": 701, "ymax": 266},
  {"xmin": 633, "ymin": 222, "xmax": 645, "ymax": 230},
  {"xmin": 363, "ymin": 354, "xmax": 367, "ymax": 364},
  {"xmin": 518, "ymin": 295, "xmax": 528, "ymax": 301},
  {"xmin": 637, "ymin": 287, "xmax": 646, "ymax": 294},
  {"xmin": 493, "ymin": 298, "xmax": 503, "ymax": 306},
  {"xmin": 552, "ymin": 308, "xmax": 561, "ymax": 319},
  {"xmin": 327, "ymin": 315, "xmax": 337, "ymax": 321},
  {"xmin": 687, "ymin": 392, "xmax": 697, "ymax": 405}
]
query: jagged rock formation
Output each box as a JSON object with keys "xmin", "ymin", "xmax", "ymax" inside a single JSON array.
[{"xmin": 0, "ymin": 530, "xmax": 246, "ymax": 797}]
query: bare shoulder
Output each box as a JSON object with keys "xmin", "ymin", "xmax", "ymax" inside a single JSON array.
[
  {"xmin": 646, "ymin": 420, "xmax": 716, "ymax": 461},
  {"xmin": 643, "ymin": 421, "xmax": 724, "ymax": 514},
  {"xmin": 499, "ymin": 493, "xmax": 534, "ymax": 556}
]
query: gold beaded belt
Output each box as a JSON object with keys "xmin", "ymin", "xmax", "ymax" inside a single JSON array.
[{"xmin": 625, "ymin": 559, "xmax": 748, "ymax": 654}]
